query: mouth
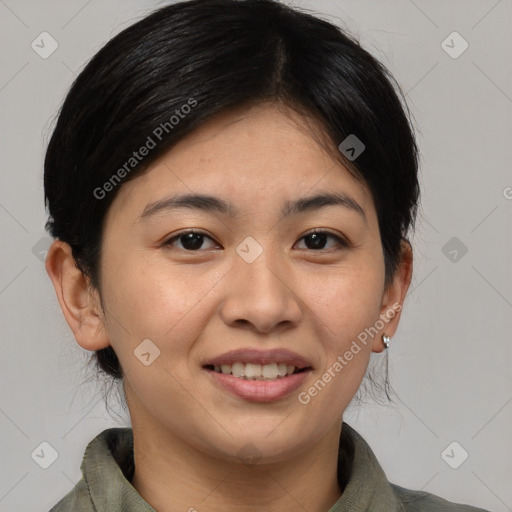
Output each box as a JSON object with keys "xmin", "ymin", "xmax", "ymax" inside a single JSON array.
[
  {"xmin": 203, "ymin": 362, "xmax": 311, "ymax": 380},
  {"xmin": 203, "ymin": 364, "xmax": 312, "ymax": 402},
  {"xmin": 201, "ymin": 348, "xmax": 313, "ymax": 402}
]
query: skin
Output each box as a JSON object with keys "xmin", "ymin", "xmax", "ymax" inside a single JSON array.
[{"xmin": 46, "ymin": 102, "xmax": 413, "ymax": 512}]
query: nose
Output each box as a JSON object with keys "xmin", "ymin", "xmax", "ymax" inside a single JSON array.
[{"xmin": 219, "ymin": 244, "xmax": 303, "ymax": 335}]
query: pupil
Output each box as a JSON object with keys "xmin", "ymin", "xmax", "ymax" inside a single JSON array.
[
  {"xmin": 306, "ymin": 232, "xmax": 327, "ymax": 249},
  {"xmin": 182, "ymin": 233, "xmax": 203, "ymax": 250}
]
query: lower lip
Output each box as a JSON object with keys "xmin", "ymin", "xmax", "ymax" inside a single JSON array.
[{"xmin": 204, "ymin": 368, "xmax": 311, "ymax": 402}]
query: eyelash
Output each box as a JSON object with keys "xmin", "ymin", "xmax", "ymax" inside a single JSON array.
[{"xmin": 162, "ymin": 229, "xmax": 349, "ymax": 252}]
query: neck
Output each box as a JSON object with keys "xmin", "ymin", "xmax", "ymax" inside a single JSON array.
[{"xmin": 130, "ymin": 416, "xmax": 344, "ymax": 512}]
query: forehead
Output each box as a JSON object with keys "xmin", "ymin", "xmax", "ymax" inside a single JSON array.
[
  {"xmin": 167, "ymin": 102, "xmax": 343, "ymax": 172},
  {"xmin": 105, "ymin": 103, "xmax": 375, "ymax": 225}
]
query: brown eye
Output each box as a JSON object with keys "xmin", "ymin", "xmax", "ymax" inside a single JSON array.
[
  {"xmin": 295, "ymin": 230, "xmax": 349, "ymax": 251},
  {"xmin": 164, "ymin": 230, "xmax": 218, "ymax": 251}
]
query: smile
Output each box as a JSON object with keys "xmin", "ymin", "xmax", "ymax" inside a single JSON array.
[{"xmin": 204, "ymin": 362, "xmax": 309, "ymax": 380}]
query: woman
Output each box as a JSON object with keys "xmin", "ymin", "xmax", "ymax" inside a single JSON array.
[{"xmin": 44, "ymin": 0, "xmax": 490, "ymax": 510}]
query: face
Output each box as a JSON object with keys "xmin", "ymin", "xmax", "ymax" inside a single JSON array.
[{"xmin": 49, "ymin": 102, "xmax": 410, "ymax": 464}]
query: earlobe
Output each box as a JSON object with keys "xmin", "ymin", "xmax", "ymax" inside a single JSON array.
[
  {"xmin": 45, "ymin": 240, "xmax": 110, "ymax": 351},
  {"xmin": 372, "ymin": 239, "xmax": 413, "ymax": 353}
]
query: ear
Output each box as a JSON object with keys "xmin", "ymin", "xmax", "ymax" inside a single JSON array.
[
  {"xmin": 372, "ymin": 239, "xmax": 413, "ymax": 353},
  {"xmin": 45, "ymin": 240, "xmax": 110, "ymax": 351}
]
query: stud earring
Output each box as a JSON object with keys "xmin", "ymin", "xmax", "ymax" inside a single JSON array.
[{"xmin": 382, "ymin": 334, "xmax": 391, "ymax": 349}]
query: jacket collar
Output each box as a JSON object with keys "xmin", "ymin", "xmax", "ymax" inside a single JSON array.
[{"xmin": 330, "ymin": 423, "xmax": 402, "ymax": 511}]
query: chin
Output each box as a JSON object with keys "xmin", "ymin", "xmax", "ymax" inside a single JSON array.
[{"xmin": 208, "ymin": 422, "xmax": 317, "ymax": 465}]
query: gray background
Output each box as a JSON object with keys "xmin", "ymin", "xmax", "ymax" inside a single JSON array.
[{"xmin": 1, "ymin": 0, "xmax": 511, "ymax": 511}]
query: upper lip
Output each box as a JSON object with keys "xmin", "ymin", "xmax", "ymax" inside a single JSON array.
[{"xmin": 203, "ymin": 348, "xmax": 313, "ymax": 369}]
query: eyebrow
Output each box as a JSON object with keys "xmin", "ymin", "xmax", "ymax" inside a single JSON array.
[{"xmin": 137, "ymin": 191, "xmax": 367, "ymax": 224}]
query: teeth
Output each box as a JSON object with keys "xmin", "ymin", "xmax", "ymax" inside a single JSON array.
[
  {"xmin": 211, "ymin": 361, "xmax": 303, "ymax": 380},
  {"xmin": 232, "ymin": 362, "xmax": 245, "ymax": 378},
  {"xmin": 245, "ymin": 363, "xmax": 261, "ymax": 379},
  {"xmin": 262, "ymin": 363, "xmax": 278, "ymax": 379}
]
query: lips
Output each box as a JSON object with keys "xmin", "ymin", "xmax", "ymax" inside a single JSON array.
[
  {"xmin": 202, "ymin": 348, "xmax": 313, "ymax": 402},
  {"xmin": 202, "ymin": 348, "xmax": 313, "ymax": 370}
]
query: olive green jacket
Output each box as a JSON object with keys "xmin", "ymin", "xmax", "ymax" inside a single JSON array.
[{"xmin": 49, "ymin": 423, "xmax": 491, "ymax": 511}]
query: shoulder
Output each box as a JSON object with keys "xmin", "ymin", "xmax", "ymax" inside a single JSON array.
[
  {"xmin": 48, "ymin": 428, "xmax": 133, "ymax": 512},
  {"xmin": 392, "ymin": 483, "xmax": 492, "ymax": 512},
  {"xmin": 339, "ymin": 423, "xmax": 491, "ymax": 512}
]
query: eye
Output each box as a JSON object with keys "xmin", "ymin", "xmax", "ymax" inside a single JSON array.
[
  {"xmin": 163, "ymin": 230, "xmax": 219, "ymax": 251},
  {"xmin": 295, "ymin": 229, "xmax": 349, "ymax": 251},
  {"xmin": 163, "ymin": 229, "xmax": 349, "ymax": 252}
]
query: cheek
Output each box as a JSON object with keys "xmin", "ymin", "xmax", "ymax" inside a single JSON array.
[
  {"xmin": 306, "ymin": 256, "xmax": 385, "ymax": 348},
  {"xmin": 101, "ymin": 253, "xmax": 225, "ymax": 364},
  {"xmin": 294, "ymin": 263, "xmax": 383, "ymax": 423}
]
